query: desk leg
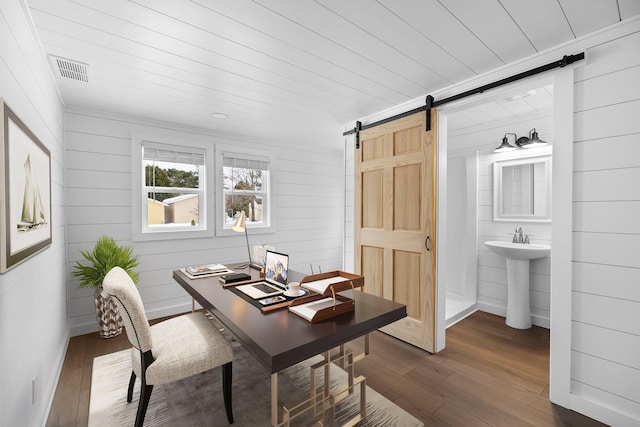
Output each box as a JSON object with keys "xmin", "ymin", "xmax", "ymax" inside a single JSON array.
[
  {"xmin": 323, "ymin": 350, "xmax": 331, "ymax": 399},
  {"xmin": 270, "ymin": 334, "xmax": 369, "ymax": 426},
  {"xmin": 271, "ymin": 373, "xmax": 278, "ymax": 427}
]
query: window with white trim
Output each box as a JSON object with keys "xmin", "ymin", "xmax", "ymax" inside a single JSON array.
[
  {"xmin": 133, "ymin": 134, "xmax": 213, "ymax": 240},
  {"xmin": 221, "ymin": 153, "xmax": 271, "ymax": 231}
]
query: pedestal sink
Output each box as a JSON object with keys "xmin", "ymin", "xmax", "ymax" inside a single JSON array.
[{"xmin": 484, "ymin": 241, "xmax": 551, "ymax": 329}]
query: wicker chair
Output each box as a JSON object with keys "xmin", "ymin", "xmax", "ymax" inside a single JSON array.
[{"xmin": 103, "ymin": 266, "xmax": 233, "ymax": 426}]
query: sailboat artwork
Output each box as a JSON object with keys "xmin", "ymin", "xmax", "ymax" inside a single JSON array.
[
  {"xmin": 17, "ymin": 154, "xmax": 48, "ymax": 232},
  {"xmin": 1, "ymin": 99, "xmax": 52, "ymax": 272}
]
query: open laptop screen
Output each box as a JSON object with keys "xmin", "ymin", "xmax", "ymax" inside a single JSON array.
[
  {"xmin": 234, "ymin": 250, "xmax": 289, "ymax": 300},
  {"xmin": 264, "ymin": 250, "xmax": 288, "ymax": 287}
]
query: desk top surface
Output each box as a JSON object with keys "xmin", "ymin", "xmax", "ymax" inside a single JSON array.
[{"xmin": 173, "ymin": 265, "xmax": 407, "ymax": 373}]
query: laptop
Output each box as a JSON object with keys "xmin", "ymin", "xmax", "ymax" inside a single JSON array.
[{"xmin": 235, "ymin": 250, "xmax": 289, "ymax": 299}]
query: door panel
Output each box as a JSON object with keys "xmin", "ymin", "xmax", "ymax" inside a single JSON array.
[
  {"xmin": 361, "ymin": 246, "xmax": 384, "ymax": 297},
  {"xmin": 362, "ymin": 170, "xmax": 384, "ymax": 229},
  {"xmin": 394, "ymin": 126, "xmax": 422, "ymax": 154},
  {"xmin": 393, "ymin": 250, "xmax": 422, "ymax": 319},
  {"xmin": 355, "ymin": 111, "xmax": 437, "ymax": 352},
  {"xmin": 362, "ymin": 134, "xmax": 386, "ymax": 161},
  {"xmin": 394, "ymin": 164, "xmax": 422, "ymax": 231}
]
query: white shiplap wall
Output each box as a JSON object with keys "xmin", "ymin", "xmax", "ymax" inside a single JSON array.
[
  {"xmin": 448, "ymin": 114, "xmax": 553, "ymax": 328},
  {"xmin": 569, "ymin": 29, "xmax": 640, "ymax": 422},
  {"xmin": 0, "ymin": 1, "xmax": 66, "ymax": 426},
  {"xmin": 65, "ymin": 109, "xmax": 345, "ymax": 336}
]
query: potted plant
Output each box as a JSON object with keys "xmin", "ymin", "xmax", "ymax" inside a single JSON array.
[{"xmin": 73, "ymin": 236, "xmax": 139, "ymax": 338}]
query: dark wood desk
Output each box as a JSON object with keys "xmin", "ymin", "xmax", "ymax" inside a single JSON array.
[{"xmin": 173, "ymin": 264, "xmax": 407, "ymax": 425}]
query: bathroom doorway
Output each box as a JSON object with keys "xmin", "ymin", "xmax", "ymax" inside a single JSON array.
[{"xmin": 434, "ymin": 76, "xmax": 555, "ymax": 351}]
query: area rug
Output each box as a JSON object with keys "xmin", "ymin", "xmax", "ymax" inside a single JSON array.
[{"xmin": 89, "ymin": 334, "xmax": 423, "ymax": 426}]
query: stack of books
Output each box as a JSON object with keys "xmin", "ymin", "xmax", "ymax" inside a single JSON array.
[{"xmin": 183, "ymin": 263, "xmax": 231, "ymax": 278}]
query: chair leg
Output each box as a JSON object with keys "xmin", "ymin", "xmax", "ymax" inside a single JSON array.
[
  {"xmin": 222, "ymin": 362, "xmax": 233, "ymax": 424},
  {"xmin": 134, "ymin": 382, "xmax": 153, "ymax": 427},
  {"xmin": 127, "ymin": 371, "xmax": 136, "ymax": 403}
]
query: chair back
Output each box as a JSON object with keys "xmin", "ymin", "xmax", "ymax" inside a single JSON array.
[{"xmin": 103, "ymin": 266, "xmax": 153, "ymax": 352}]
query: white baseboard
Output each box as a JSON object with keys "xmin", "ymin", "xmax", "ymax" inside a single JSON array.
[
  {"xmin": 446, "ymin": 304, "xmax": 477, "ymax": 328},
  {"xmin": 533, "ymin": 314, "xmax": 550, "ymax": 329},
  {"xmin": 571, "ymin": 394, "xmax": 640, "ymax": 427},
  {"xmin": 477, "ymin": 302, "xmax": 550, "ymax": 329},
  {"xmin": 41, "ymin": 329, "xmax": 70, "ymax": 427}
]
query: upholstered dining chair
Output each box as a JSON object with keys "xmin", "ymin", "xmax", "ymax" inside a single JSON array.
[{"xmin": 103, "ymin": 266, "xmax": 234, "ymax": 427}]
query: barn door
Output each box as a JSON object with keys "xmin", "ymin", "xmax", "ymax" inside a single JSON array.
[{"xmin": 354, "ymin": 111, "xmax": 437, "ymax": 352}]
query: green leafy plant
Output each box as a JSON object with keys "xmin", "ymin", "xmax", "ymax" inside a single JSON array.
[{"xmin": 73, "ymin": 236, "xmax": 139, "ymax": 288}]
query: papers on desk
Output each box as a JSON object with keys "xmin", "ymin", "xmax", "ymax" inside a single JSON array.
[
  {"xmin": 289, "ymin": 297, "xmax": 348, "ymax": 322},
  {"xmin": 301, "ymin": 276, "xmax": 347, "ymax": 294},
  {"xmin": 290, "ymin": 271, "xmax": 362, "ymax": 322}
]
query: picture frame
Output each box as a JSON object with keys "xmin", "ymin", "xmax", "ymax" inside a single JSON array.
[{"xmin": 0, "ymin": 99, "xmax": 52, "ymax": 272}]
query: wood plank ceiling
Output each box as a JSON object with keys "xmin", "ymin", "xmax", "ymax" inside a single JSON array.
[{"xmin": 26, "ymin": 0, "xmax": 640, "ymax": 149}]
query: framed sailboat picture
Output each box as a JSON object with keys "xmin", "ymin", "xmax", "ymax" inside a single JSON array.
[{"xmin": 1, "ymin": 99, "xmax": 52, "ymax": 272}]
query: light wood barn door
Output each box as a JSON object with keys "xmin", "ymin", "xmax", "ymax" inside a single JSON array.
[{"xmin": 354, "ymin": 111, "xmax": 436, "ymax": 352}]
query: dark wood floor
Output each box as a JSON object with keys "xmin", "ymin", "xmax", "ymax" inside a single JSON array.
[{"xmin": 46, "ymin": 311, "xmax": 606, "ymax": 426}]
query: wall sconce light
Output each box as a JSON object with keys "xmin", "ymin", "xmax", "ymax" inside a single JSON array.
[
  {"xmin": 494, "ymin": 133, "xmax": 518, "ymax": 152},
  {"xmin": 494, "ymin": 128, "xmax": 549, "ymax": 152},
  {"xmin": 516, "ymin": 128, "xmax": 549, "ymax": 149}
]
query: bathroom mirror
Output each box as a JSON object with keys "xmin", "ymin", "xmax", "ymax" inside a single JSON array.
[{"xmin": 493, "ymin": 154, "xmax": 551, "ymax": 222}]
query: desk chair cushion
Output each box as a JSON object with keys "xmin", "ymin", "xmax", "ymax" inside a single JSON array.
[{"xmin": 130, "ymin": 311, "xmax": 233, "ymax": 385}]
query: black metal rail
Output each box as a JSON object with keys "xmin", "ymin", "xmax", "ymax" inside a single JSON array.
[{"xmin": 344, "ymin": 52, "xmax": 585, "ymax": 147}]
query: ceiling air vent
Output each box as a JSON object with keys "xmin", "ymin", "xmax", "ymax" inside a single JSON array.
[
  {"xmin": 49, "ymin": 56, "xmax": 90, "ymax": 83},
  {"xmin": 504, "ymin": 89, "xmax": 536, "ymax": 102}
]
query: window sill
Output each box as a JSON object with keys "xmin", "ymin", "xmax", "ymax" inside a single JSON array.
[
  {"xmin": 215, "ymin": 225, "xmax": 274, "ymax": 238},
  {"xmin": 133, "ymin": 227, "xmax": 214, "ymax": 242}
]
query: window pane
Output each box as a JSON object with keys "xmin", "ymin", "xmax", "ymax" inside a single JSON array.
[
  {"xmin": 135, "ymin": 138, "xmax": 209, "ymax": 239},
  {"xmin": 224, "ymin": 194, "xmax": 264, "ymax": 226},
  {"xmin": 220, "ymin": 153, "xmax": 270, "ymax": 233},
  {"xmin": 223, "ymin": 165, "xmax": 265, "ymax": 191},
  {"xmin": 145, "ymin": 161, "xmax": 200, "ymax": 193},
  {"xmin": 142, "ymin": 152, "xmax": 204, "ymax": 229},
  {"xmin": 147, "ymin": 192, "xmax": 199, "ymax": 227}
]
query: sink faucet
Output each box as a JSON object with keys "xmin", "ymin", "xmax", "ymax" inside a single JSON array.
[{"xmin": 513, "ymin": 227, "xmax": 523, "ymax": 243}]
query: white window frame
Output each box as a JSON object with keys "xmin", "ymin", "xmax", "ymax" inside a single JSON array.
[
  {"xmin": 132, "ymin": 132, "xmax": 214, "ymax": 241},
  {"xmin": 216, "ymin": 146, "xmax": 274, "ymax": 237}
]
